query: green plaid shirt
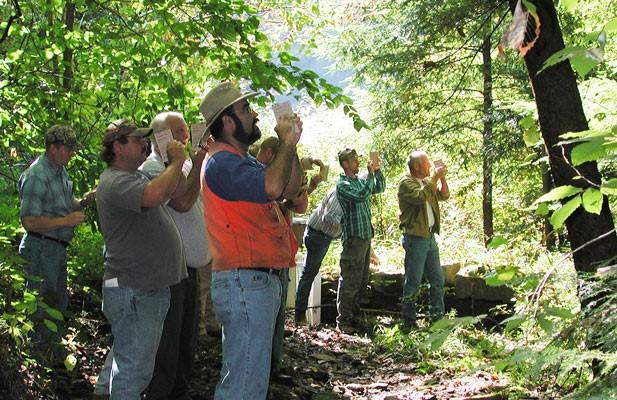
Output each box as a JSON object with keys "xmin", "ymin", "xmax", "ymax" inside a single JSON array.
[
  {"xmin": 18, "ymin": 154, "xmax": 76, "ymax": 242},
  {"xmin": 336, "ymin": 170, "xmax": 386, "ymax": 240}
]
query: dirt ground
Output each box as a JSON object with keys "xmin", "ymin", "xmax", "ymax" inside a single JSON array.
[{"xmin": 47, "ymin": 310, "xmax": 511, "ymax": 400}]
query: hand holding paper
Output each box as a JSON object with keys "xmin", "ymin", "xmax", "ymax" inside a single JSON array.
[
  {"xmin": 154, "ymin": 129, "xmax": 174, "ymax": 163},
  {"xmin": 272, "ymin": 101, "xmax": 302, "ymax": 143},
  {"xmin": 190, "ymin": 122, "xmax": 208, "ymax": 149}
]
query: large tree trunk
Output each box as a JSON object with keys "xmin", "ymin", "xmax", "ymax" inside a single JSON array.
[
  {"xmin": 522, "ymin": 0, "xmax": 617, "ymax": 272},
  {"xmin": 482, "ymin": 36, "xmax": 494, "ymax": 245}
]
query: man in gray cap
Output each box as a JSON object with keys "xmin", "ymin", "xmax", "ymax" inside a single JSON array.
[
  {"xmin": 199, "ymin": 81, "xmax": 303, "ymax": 400},
  {"xmin": 94, "ymin": 118, "xmax": 187, "ymax": 399},
  {"xmin": 18, "ymin": 124, "xmax": 95, "ymax": 355}
]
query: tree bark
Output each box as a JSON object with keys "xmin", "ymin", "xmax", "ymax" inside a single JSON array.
[
  {"xmin": 542, "ymin": 165, "xmax": 555, "ymax": 250},
  {"xmin": 62, "ymin": 1, "xmax": 75, "ymax": 93},
  {"xmin": 522, "ymin": 0, "xmax": 617, "ymax": 272},
  {"xmin": 482, "ymin": 36, "xmax": 494, "ymax": 245}
]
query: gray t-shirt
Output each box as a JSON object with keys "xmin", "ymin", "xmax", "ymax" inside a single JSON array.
[
  {"xmin": 140, "ymin": 153, "xmax": 211, "ymax": 268},
  {"xmin": 96, "ymin": 167, "xmax": 186, "ymax": 290}
]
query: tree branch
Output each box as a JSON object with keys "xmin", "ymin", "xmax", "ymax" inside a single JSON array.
[{"xmin": 0, "ymin": 0, "xmax": 22, "ymax": 45}]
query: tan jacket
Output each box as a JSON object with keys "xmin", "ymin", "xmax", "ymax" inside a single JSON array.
[{"xmin": 397, "ymin": 174, "xmax": 449, "ymax": 238}]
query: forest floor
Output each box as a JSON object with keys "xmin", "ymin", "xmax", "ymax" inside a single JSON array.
[{"xmin": 37, "ymin": 310, "xmax": 517, "ymax": 400}]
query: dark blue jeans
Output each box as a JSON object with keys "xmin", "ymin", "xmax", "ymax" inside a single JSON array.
[
  {"xmin": 295, "ymin": 228, "xmax": 333, "ymax": 312},
  {"xmin": 19, "ymin": 235, "xmax": 68, "ymax": 348},
  {"xmin": 145, "ymin": 267, "xmax": 199, "ymax": 400},
  {"xmin": 271, "ymin": 268, "xmax": 289, "ymax": 373},
  {"xmin": 401, "ymin": 233, "xmax": 445, "ymax": 323}
]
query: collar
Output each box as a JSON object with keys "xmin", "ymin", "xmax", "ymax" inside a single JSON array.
[{"xmin": 41, "ymin": 153, "xmax": 63, "ymax": 174}]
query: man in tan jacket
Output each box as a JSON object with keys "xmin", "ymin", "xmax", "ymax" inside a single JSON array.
[{"xmin": 397, "ymin": 151, "xmax": 449, "ymax": 330}]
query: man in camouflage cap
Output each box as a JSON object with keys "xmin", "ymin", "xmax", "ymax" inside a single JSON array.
[{"xmin": 18, "ymin": 124, "xmax": 95, "ymax": 356}]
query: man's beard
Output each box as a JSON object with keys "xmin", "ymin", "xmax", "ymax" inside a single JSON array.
[{"xmin": 232, "ymin": 114, "xmax": 261, "ymax": 145}]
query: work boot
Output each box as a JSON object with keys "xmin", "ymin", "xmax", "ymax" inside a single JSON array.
[{"xmin": 295, "ymin": 309, "xmax": 307, "ymax": 326}]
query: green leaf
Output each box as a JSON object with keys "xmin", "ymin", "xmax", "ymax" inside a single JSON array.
[
  {"xmin": 521, "ymin": 0, "xmax": 537, "ymax": 14},
  {"xmin": 535, "ymin": 203, "xmax": 550, "ymax": 216},
  {"xmin": 571, "ymin": 139, "xmax": 606, "ymax": 166},
  {"xmin": 604, "ymin": 18, "xmax": 617, "ymax": 33},
  {"xmin": 7, "ymin": 49, "xmax": 23, "ymax": 62},
  {"xmin": 549, "ymin": 195, "xmax": 582, "ymax": 229},
  {"xmin": 581, "ymin": 188, "xmax": 603, "ymax": 215},
  {"xmin": 537, "ymin": 315, "xmax": 554, "ymax": 335},
  {"xmin": 430, "ymin": 318, "xmax": 454, "ymax": 331},
  {"xmin": 485, "ymin": 266, "xmax": 517, "ymax": 287},
  {"xmin": 545, "ymin": 306, "xmax": 574, "ymax": 319},
  {"xmin": 423, "ymin": 329, "xmax": 450, "ymax": 351},
  {"xmin": 502, "ymin": 314, "xmax": 527, "ymax": 332},
  {"xmin": 487, "ymin": 235, "xmax": 507, "ymax": 249},
  {"xmin": 601, "ymin": 179, "xmax": 617, "ymax": 196},
  {"xmin": 534, "ymin": 185, "xmax": 583, "ymax": 204},
  {"xmin": 44, "ymin": 307, "xmax": 64, "ymax": 321},
  {"xmin": 497, "ymin": 267, "xmax": 517, "ymax": 282},
  {"xmin": 560, "ymin": 0, "xmax": 579, "ymax": 12},
  {"xmin": 64, "ymin": 354, "xmax": 77, "ymax": 372},
  {"xmin": 523, "ymin": 127, "xmax": 541, "ymax": 147},
  {"xmin": 570, "ymin": 48, "xmax": 604, "ymax": 78},
  {"xmin": 43, "ymin": 319, "xmax": 58, "ymax": 333},
  {"xmin": 538, "ymin": 46, "xmax": 602, "ymax": 78},
  {"xmin": 520, "ymin": 115, "xmax": 540, "ymax": 146}
]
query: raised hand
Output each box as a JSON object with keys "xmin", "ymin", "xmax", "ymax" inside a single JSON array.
[{"xmin": 166, "ymin": 140, "xmax": 187, "ymax": 165}]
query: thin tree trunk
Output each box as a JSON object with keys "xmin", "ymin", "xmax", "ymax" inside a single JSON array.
[
  {"xmin": 62, "ymin": 1, "xmax": 75, "ymax": 93},
  {"xmin": 542, "ymin": 165, "xmax": 555, "ymax": 250},
  {"xmin": 482, "ymin": 36, "xmax": 494, "ymax": 245},
  {"xmin": 521, "ymin": 0, "xmax": 617, "ymax": 272}
]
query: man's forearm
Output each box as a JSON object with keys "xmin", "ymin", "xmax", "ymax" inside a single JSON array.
[
  {"xmin": 142, "ymin": 161, "xmax": 185, "ymax": 207},
  {"xmin": 264, "ymin": 141, "xmax": 299, "ymax": 200},
  {"xmin": 439, "ymin": 177, "xmax": 450, "ymax": 199},
  {"xmin": 169, "ymin": 165, "xmax": 201, "ymax": 212},
  {"xmin": 21, "ymin": 215, "xmax": 70, "ymax": 233}
]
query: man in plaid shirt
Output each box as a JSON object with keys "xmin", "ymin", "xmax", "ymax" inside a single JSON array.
[
  {"xmin": 18, "ymin": 124, "xmax": 95, "ymax": 354},
  {"xmin": 335, "ymin": 148, "xmax": 386, "ymax": 333}
]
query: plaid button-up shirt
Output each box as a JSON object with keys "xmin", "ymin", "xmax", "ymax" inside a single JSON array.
[
  {"xmin": 336, "ymin": 170, "xmax": 386, "ymax": 240},
  {"xmin": 18, "ymin": 154, "xmax": 76, "ymax": 242}
]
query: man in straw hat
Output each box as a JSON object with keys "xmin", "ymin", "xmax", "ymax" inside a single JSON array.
[
  {"xmin": 94, "ymin": 118, "xmax": 187, "ymax": 399},
  {"xmin": 18, "ymin": 124, "xmax": 95, "ymax": 355},
  {"xmin": 199, "ymin": 81, "xmax": 303, "ymax": 399}
]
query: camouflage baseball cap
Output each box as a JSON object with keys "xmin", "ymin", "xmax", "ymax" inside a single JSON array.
[
  {"xmin": 337, "ymin": 148, "xmax": 358, "ymax": 164},
  {"xmin": 44, "ymin": 125, "xmax": 82, "ymax": 150},
  {"xmin": 103, "ymin": 118, "xmax": 153, "ymax": 144}
]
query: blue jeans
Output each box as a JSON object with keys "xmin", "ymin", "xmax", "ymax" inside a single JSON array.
[
  {"xmin": 97, "ymin": 286, "xmax": 170, "ymax": 400},
  {"xmin": 295, "ymin": 228, "xmax": 333, "ymax": 312},
  {"xmin": 146, "ymin": 268, "xmax": 199, "ymax": 400},
  {"xmin": 401, "ymin": 233, "xmax": 445, "ymax": 323},
  {"xmin": 271, "ymin": 268, "xmax": 289, "ymax": 373},
  {"xmin": 211, "ymin": 269, "xmax": 281, "ymax": 400},
  {"xmin": 19, "ymin": 235, "xmax": 68, "ymax": 348}
]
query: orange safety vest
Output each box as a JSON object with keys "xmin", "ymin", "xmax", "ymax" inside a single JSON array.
[{"xmin": 201, "ymin": 142, "xmax": 298, "ymax": 272}]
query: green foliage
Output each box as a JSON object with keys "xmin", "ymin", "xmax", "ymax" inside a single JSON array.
[{"xmin": 0, "ymin": 0, "xmax": 365, "ymax": 208}]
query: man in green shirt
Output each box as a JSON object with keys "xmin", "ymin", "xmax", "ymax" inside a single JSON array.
[
  {"xmin": 397, "ymin": 150, "xmax": 449, "ymax": 330},
  {"xmin": 335, "ymin": 148, "xmax": 386, "ymax": 333}
]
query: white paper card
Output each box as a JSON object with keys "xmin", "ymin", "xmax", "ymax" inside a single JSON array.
[
  {"xmin": 272, "ymin": 101, "xmax": 299, "ymax": 141},
  {"xmin": 154, "ymin": 129, "xmax": 173, "ymax": 163},
  {"xmin": 191, "ymin": 122, "xmax": 208, "ymax": 148}
]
